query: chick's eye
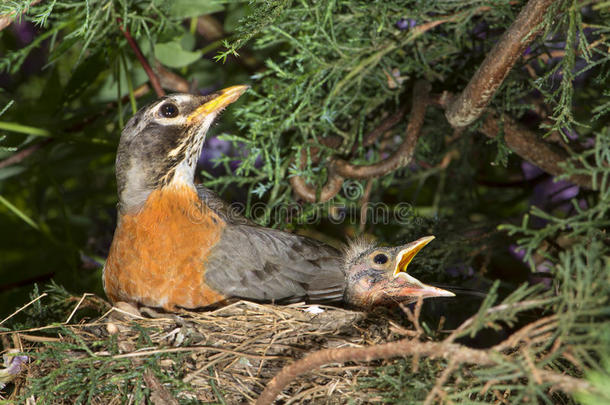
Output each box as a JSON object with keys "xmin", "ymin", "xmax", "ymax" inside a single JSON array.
[
  {"xmin": 373, "ymin": 253, "xmax": 388, "ymax": 264},
  {"xmin": 160, "ymin": 103, "xmax": 179, "ymax": 118}
]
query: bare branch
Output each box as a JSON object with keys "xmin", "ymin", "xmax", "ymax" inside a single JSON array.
[
  {"xmin": 333, "ymin": 80, "xmax": 430, "ymax": 179},
  {"xmin": 117, "ymin": 19, "xmax": 165, "ymax": 98},
  {"xmin": 352, "ymin": 107, "xmax": 407, "ymax": 154},
  {"xmin": 255, "ymin": 339, "xmax": 491, "ymax": 405},
  {"xmin": 289, "ymin": 156, "xmax": 344, "ymax": 203},
  {"xmin": 0, "ymin": 139, "xmax": 52, "ymax": 170},
  {"xmin": 445, "ymin": 0, "xmax": 555, "ymax": 128},
  {"xmin": 154, "ymin": 62, "xmax": 190, "ymax": 93},
  {"xmin": 480, "ymin": 114, "xmax": 593, "ymax": 189},
  {"xmin": 289, "ymin": 82, "xmax": 430, "ymax": 202}
]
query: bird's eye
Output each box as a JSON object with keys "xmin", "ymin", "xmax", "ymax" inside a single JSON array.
[
  {"xmin": 373, "ymin": 253, "xmax": 388, "ymax": 264},
  {"xmin": 160, "ymin": 103, "xmax": 179, "ymax": 118}
]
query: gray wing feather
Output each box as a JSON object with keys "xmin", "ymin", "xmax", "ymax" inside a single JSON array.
[{"xmin": 198, "ymin": 185, "xmax": 346, "ymax": 303}]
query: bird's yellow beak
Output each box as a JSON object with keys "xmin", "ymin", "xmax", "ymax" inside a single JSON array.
[
  {"xmin": 393, "ymin": 235, "xmax": 435, "ymax": 277},
  {"xmin": 187, "ymin": 85, "xmax": 249, "ymax": 123},
  {"xmin": 393, "ymin": 235, "xmax": 455, "ymax": 298}
]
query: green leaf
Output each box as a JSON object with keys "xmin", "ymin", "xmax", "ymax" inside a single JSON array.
[
  {"xmin": 180, "ymin": 33, "xmax": 196, "ymax": 51},
  {"xmin": 169, "ymin": 0, "xmax": 226, "ymax": 19},
  {"xmin": 154, "ymin": 41, "xmax": 201, "ymax": 68},
  {"xmin": 0, "ymin": 194, "xmax": 40, "ymax": 230},
  {"xmin": 62, "ymin": 51, "xmax": 111, "ymax": 105},
  {"xmin": 0, "ymin": 165, "xmax": 25, "ymax": 181}
]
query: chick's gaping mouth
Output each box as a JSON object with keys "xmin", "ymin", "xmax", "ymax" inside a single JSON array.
[{"xmin": 392, "ymin": 235, "xmax": 435, "ymax": 278}]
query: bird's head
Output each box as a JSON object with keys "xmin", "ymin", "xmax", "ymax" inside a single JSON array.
[
  {"xmin": 116, "ymin": 85, "xmax": 249, "ymax": 213},
  {"xmin": 343, "ymin": 236, "xmax": 455, "ymax": 308}
]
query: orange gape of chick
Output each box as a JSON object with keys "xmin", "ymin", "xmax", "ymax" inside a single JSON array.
[{"xmin": 103, "ymin": 86, "xmax": 455, "ymax": 312}]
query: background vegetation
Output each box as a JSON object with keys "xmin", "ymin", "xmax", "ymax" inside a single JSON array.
[{"xmin": 0, "ymin": 0, "xmax": 608, "ymax": 403}]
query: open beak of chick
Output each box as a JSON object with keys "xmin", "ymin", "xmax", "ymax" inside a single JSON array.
[
  {"xmin": 344, "ymin": 236, "xmax": 455, "ymax": 308},
  {"xmin": 390, "ymin": 236, "xmax": 455, "ymax": 300}
]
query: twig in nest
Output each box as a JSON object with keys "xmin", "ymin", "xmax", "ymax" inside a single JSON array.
[
  {"xmin": 445, "ymin": 0, "xmax": 555, "ymax": 128},
  {"xmin": 399, "ymin": 296, "xmax": 425, "ymax": 338},
  {"xmin": 117, "ymin": 19, "xmax": 165, "ymax": 98},
  {"xmin": 256, "ymin": 313, "xmax": 591, "ymax": 405},
  {"xmin": 143, "ymin": 369, "xmax": 180, "ymax": 405},
  {"xmin": 0, "ymin": 293, "xmax": 47, "ymax": 326}
]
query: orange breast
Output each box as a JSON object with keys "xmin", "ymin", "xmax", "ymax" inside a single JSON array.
[{"xmin": 103, "ymin": 186, "xmax": 226, "ymax": 311}]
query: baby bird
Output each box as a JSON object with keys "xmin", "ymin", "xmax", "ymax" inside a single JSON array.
[{"xmin": 343, "ymin": 236, "xmax": 455, "ymax": 308}]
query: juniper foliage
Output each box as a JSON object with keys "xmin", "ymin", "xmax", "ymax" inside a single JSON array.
[{"xmin": 0, "ymin": 0, "xmax": 609, "ymax": 403}]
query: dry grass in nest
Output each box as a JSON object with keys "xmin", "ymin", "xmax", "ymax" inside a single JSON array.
[{"xmin": 3, "ymin": 297, "xmax": 408, "ymax": 404}]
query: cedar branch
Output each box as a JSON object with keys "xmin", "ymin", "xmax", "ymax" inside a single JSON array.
[
  {"xmin": 0, "ymin": 0, "xmax": 42, "ymax": 32},
  {"xmin": 445, "ymin": 0, "xmax": 555, "ymax": 128},
  {"xmin": 480, "ymin": 114, "xmax": 593, "ymax": 189},
  {"xmin": 352, "ymin": 107, "xmax": 407, "ymax": 154},
  {"xmin": 289, "ymin": 160, "xmax": 344, "ymax": 203},
  {"xmin": 333, "ymin": 80, "xmax": 430, "ymax": 179},
  {"xmin": 289, "ymin": 81, "xmax": 429, "ymax": 202}
]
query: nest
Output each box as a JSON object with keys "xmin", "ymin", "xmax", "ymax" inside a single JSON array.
[{"xmin": 6, "ymin": 299, "xmax": 408, "ymax": 404}]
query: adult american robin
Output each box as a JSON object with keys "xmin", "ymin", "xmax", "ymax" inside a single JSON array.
[{"xmin": 103, "ymin": 86, "xmax": 454, "ymax": 311}]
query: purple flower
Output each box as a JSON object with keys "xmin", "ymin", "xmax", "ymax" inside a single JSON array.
[
  {"xmin": 509, "ymin": 244, "xmax": 526, "ymax": 262},
  {"xmin": 548, "ymin": 182, "xmax": 579, "ymax": 204},
  {"xmin": 11, "ymin": 21, "xmax": 35, "ymax": 45},
  {"xmin": 529, "ymin": 261, "xmax": 553, "ymax": 288},
  {"xmin": 4, "ymin": 355, "xmax": 28, "ymax": 376},
  {"xmin": 521, "ymin": 161, "xmax": 544, "ymax": 180},
  {"xmin": 530, "ymin": 177, "xmax": 579, "ymax": 211},
  {"xmin": 560, "ymin": 128, "xmax": 579, "ymax": 141},
  {"xmin": 0, "ymin": 353, "xmax": 28, "ymax": 389},
  {"xmin": 396, "ymin": 18, "xmax": 416, "ymax": 31},
  {"xmin": 199, "ymin": 136, "xmax": 232, "ymax": 165}
]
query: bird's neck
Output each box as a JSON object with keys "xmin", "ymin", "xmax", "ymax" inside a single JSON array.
[{"xmin": 118, "ymin": 159, "xmax": 197, "ymax": 215}]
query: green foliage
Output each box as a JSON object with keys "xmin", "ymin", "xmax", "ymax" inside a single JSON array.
[
  {"xmin": 576, "ymin": 353, "xmax": 610, "ymax": 405},
  {"xmin": 1, "ymin": 0, "xmax": 609, "ymax": 403}
]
